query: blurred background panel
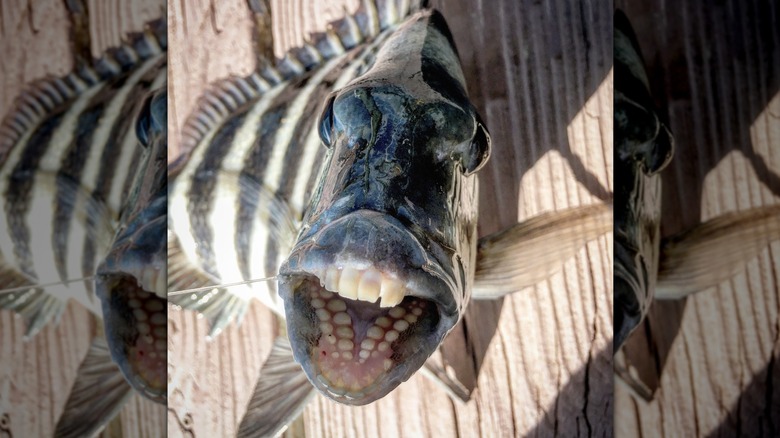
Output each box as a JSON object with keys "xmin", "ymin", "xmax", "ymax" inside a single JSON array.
[
  {"xmin": 168, "ymin": 0, "xmax": 613, "ymax": 436},
  {"xmin": 614, "ymin": 1, "xmax": 780, "ymax": 436},
  {"xmin": 0, "ymin": 0, "xmax": 166, "ymax": 436}
]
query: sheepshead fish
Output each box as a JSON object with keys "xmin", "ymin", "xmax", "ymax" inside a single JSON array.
[
  {"xmin": 0, "ymin": 19, "xmax": 167, "ymax": 436},
  {"xmin": 169, "ymin": 3, "xmax": 611, "ymax": 435},
  {"xmin": 613, "ymin": 9, "xmax": 780, "ymax": 397}
]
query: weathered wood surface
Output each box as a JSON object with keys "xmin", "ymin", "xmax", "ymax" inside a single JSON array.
[
  {"xmin": 0, "ymin": 1, "xmax": 166, "ymax": 436},
  {"xmin": 614, "ymin": 1, "xmax": 780, "ymax": 436},
  {"xmin": 168, "ymin": 0, "xmax": 613, "ymax": 437}
]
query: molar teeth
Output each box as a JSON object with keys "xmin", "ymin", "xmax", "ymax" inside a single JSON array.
[
  {"xmin": 326, "ymin": 299, "xmax": 346, "ymax": 312},
  {"xmin": 366, "ymin": 326, "xmax": 384, "ymax": 340},
  {"xmin": 357, "ymin": 269, "xmax": 382, "ymax": 303},
  {"xmin": 336, "ymin": 326, "xmax": 354, "ymax": 338},
  {"xmin": 333, "ymin": 312, "xmax": 351, "ymax": 325},
  {"xmin": 393, "ymin": 320, "xmax": 409, "ymax": 332},
  {"xmin": 316, "ymin": 309, "xmax": 330, "ymax": 321},
  {"xmin": 379, "ymin": 278, "xmax": 405, "ymax": 308},
  {"xmin": 375, "ymin": 317, "xmax": 391, "ymax": 328},
  {"xmin": 338, "ymin": 268, "xmax": 361, "ymax": 299}
]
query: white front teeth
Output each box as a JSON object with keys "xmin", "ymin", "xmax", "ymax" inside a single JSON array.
[
  {"xmin": 379, "ymin": 278, "xmax": 404, "ymax": 308},
  {"xmin": 338, "ymin": 268, "xmax": 361, "ymax": 299},
  {"xmin": 322, "ymin": 267, "xmax": 406, "ymax": 308},
  {"xmin": 138, "ymin": 267, "xmax": 166, "ymax": 299},
  {"xmin": 357, "ymin": 269, "xmax": 382, "ymax": 303}
]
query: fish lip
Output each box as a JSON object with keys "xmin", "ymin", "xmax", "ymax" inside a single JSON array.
[
  {"xmin": 278, "ymin": 209, "xmax": 457, "ymax": 404},
  {"xmin": 280, "ymin": 209, "xmax": 459, "ymax": 319}
]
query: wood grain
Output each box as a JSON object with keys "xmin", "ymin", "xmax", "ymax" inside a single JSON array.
[
  {"xmin": 614, "ymin": 1, "xmax": 780, "ymax": 436},
  {"xmin": 0, "ymin": 1, "xmax": 166, "ymax": 436},
  {"xmin": 167, "ymin": 0, "xmax": 613, "ymax": 436}
]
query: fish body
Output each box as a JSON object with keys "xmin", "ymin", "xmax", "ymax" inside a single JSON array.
[
  {"xmin": 278, "ymin": 10, "xmax": 490, "ymax": 403},
  {"xmin": 171, "ymin": 3, "xmax": 613, "ymax": 434},
  {"xmin": 168, "ymin": 3, "xmax": 429, "ymax": 324},
  {"xmin": 169, "ymin": 4, "xmax": 490, "ymax": 403},
  {"xmin": 0, "ymin": 18, "xmax": 168, "ymax": 435}
]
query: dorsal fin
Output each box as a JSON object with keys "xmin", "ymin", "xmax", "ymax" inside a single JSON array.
[
  {"xmin": 0, "ymin": 18, "xmax": 167, "ymax": 334},
  {"xmin": 0, "ymin": 263, "xmax": 66, "ymax": 339},
  {"xmin": 0, "ymin": 18, "xmax": 167, "ymax": 164},
  {"xmin": 174, "ymin": 0, "xmax": 428, "ymax": 162}
]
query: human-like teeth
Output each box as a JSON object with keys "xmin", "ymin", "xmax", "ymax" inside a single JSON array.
[
  {"xmin": 139, "ymin": 268, "xmax": 165, "ymax": 298},
  {"xmin": 338, "ymin": 268, "xmax": 361, "ymax": 299},
  {"xmin": 379, "ymin": 278, "xmax": 405, "ymax": 308},
  {"xmin": 324, "ymin": 268, "xmax": 341, "ymax": 292},
  {"xmin": 320, "ymin": 267, "xmax": 407, "ymax": 306},
  {"xmin": 336, "ymin": 326, "xmax": 354, "ymax": 338},
  {"xmin": 357, "ymin": 269, "xmax": 382, "ymax": 303}
]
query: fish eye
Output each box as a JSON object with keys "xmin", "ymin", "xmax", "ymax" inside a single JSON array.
[
  {"xmin": 135, "ymin": 91, "xmax": 166, "ymax": 148},
  {"xmin": 318, "ymin": 94, "xmax": 336, "ymax": 148},
  {"xmin": 135, "ymin": 95, "xmax": 153, "ymax": 148},
  {"xmin": 459, "ymin": 120, "xmax": 491, "ymax": 176}
]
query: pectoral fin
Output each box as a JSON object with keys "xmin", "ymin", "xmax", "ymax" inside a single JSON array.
[
  {"xmin": 167, "ymin": 231, "xmax": 251, "ymax": 339},
  {"xmin": 237, "ymin": 337, "xmax": 315, "ymax": 438},
  {"xmin": 420, "ymin": 354, "xmax": 472, "ymax": 402},
  {"xmin": 473, "ymin": 203, "xmax": 612, "ymax": 299},
  {"xmin": 54, "ymin": 337, "xmax": 133, "ymax": 438},
  {"xmin": 656, "ymin": 205, "xmax": 780, "ymax": 299},
  {"xmin": 0, "ymin": 266, "xmax": 65, "ymax": 339}
]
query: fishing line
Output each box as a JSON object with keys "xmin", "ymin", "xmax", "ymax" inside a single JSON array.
[
  {"xmin": 0, "ymin": 276, "xmax": 95, "ymax": 294},
  {"xmin": 167, "ymin": 275, "xmax": 279, "ymax": 296}
]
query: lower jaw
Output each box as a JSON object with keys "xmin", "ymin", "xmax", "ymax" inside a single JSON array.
[{"xmin": 284, "ymin": 277, "xmax": 439, "ymax": 404}]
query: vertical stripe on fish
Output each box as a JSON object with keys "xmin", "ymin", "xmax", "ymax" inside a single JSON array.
[{"xmin": 169, "ymin": 21, "xmax": 397, "ymax": 319}]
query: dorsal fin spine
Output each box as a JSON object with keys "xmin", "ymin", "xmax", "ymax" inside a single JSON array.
[{"xmin": 176, "ymin": 1, "xmax": 427, "ymax": 157}]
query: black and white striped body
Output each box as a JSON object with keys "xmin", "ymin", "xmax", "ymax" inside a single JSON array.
[
  {"xmin": 0, "ymin": 29, "xmax": 167, "ymax": 334},
  {"xmin": 168, "ymin": 8, "xmax": 416, "ymax": 320},
  {"xmin": 171, "ymin": 7, "xmax": 491, "ymax": 405}
]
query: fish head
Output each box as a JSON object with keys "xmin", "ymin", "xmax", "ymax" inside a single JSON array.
[
  {"xmin": 278, "ymin": 10, "xmax": 491, "ymax": 404},
  {"xmin": 95, "ymin": 89, "xmax": 167, "ymax": 403},
  {"xmin": 613, "ymin": 10, "xmax": 674, "ymax": 350}
]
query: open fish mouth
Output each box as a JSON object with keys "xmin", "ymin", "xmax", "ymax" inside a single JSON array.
[
  {"xmin": 279, "ymin": 210, "xmax": 458, "ymax": 404},
  {"xmin": 96, "ymin": 210, "xmax": 167, "ymax": 404},
  {"xmin": 96, "ymin": 269, "xmax": 166, "ymax": 404}
]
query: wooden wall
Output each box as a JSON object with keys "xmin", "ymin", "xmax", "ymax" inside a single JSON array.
[
  {"xmin": 614, "ymin": 1, "xmax": 780, "ymax": 436},
  {"xmin": 7, "ymin": 1, "xmax": 771, "ymax": 437}
]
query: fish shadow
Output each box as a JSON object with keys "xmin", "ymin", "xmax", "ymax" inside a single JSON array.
[
  {"xmin": 428, "ymin": 0, "xmax": 613, "ymax": 399},
  {"xmin": 706, "ymin": 357, "xmax": 779, "ymax": 437},
  {"xmin": 616, "ymin": 0, "xmax": 780, "ymax": 400}
]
